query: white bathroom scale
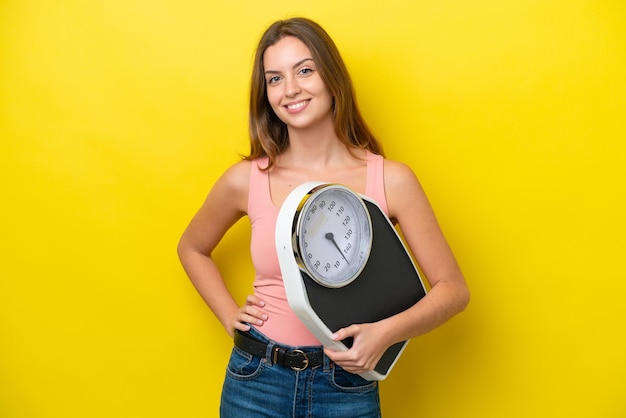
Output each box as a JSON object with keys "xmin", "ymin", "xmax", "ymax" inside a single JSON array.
[{"xmin": 275, "ymin": 182, "xmax": 427, "ymax": 380}]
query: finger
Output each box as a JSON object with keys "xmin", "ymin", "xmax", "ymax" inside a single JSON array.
[
  {"xmin": 331, "ymin": 324, "xmax": 358, "ymax": 342},
  {"xmin": 325, "ymin": 354, "xmax": 372, "ymax": 373},
  {"xmin": 323, "ymin": 346, "xmax": 354, "ymax": 364},
  {"xmin": 233, "ymin": 321, "xmax": 251, "ymax": 332},
  {"xmin": 242, "ymin": 304, "xmax": 269, "ymax": 322},
  {"xmin": 323, "ymin": 347, "xmax": 344, "ymax": 365},
  {"xmin": 238, "ymin": 309, "xmax": 267, "ymax": 327},
  {"xmin": 323, "ymin": 349, "xmax": 365, "ymax": 373},
  {"xmin": 246, "ymin": 294, "xmax": 266, "ymax": 307}
]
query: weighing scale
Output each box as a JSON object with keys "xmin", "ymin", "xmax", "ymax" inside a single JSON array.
[{"xmin": 275, "ymin": 182, "xmax": 427, "ymax": 380}]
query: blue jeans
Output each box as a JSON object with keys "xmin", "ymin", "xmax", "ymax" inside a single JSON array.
[{"xmin": 220, "ymin": 327, "xmax": 381, "ymax": 417}]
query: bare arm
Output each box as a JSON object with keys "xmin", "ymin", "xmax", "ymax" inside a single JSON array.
[
  {"xmin": 177, "ymin": 161, "xmax": 267, "ymax": 338},
  {"xmin": 325, "ymin": 160, "xmax": 469, "ymax": 372},
  {"xmin": 380, "ymin": 160, "xmax": 470, "ymax": 339}
]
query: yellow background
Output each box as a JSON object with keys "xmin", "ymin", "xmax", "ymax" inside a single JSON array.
[{"xmin": 1, "ymin": 1, "xmax": 625, "ymax": 417}]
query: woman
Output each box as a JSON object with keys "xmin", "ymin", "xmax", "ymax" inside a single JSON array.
[{"xmin": 178, "ymin": 17, "xmax": 469, "ymax": 417}]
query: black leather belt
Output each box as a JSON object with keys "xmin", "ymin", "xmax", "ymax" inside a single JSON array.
[{"xmin": 234, "ymin": 330, "xmax": 324, "ymax": 371}]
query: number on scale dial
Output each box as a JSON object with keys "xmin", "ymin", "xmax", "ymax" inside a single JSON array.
[{"xmin": 295, "ymin": 184, "xmax": 373, "ymax": 288}]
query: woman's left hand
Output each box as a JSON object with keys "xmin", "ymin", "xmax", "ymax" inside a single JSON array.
[{"xmin": 322, "ymin": 323, "xmax": 389, "ymax": 374}]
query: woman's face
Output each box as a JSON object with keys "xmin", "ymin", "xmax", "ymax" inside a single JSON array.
[{"xmin": 263, "ymin": 36, "xmax": 334, "ymax": 132}]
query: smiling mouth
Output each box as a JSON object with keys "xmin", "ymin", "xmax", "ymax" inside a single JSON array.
[{"xmin": 285, "ymin": 100, "xmax": 309, "ymax": 111}]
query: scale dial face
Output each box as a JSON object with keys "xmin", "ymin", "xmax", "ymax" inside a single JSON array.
[{"xmin": 294, "ymin": 184, "xmax": 373, "ymax": 288}]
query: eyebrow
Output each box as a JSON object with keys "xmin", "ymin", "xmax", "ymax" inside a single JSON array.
[{"xmin": 264, "ymin": 58, "xmax": 314, "ymax": 75}]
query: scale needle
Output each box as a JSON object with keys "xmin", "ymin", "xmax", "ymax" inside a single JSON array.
[{"xmin": 325, "ymin": 232, "xmax": 349, "ymax": 264}]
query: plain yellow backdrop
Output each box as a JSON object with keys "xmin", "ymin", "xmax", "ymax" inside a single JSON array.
[{"xmin": 1, "ymin": 1, "xmax": 625, "ymax": 417}]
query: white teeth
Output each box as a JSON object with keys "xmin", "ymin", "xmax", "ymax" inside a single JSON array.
[{"xmin": 287, "ymin": 101, "xmax": 307, "ymax": 110}]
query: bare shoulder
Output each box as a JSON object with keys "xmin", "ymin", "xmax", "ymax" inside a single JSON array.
[
  {"xmin": 208, "ymin": 159, "xmax": 252, "ymax": 215},
  {"xmin": 178, "ymin": 160, "xmax": 253, "ymax": 256},
  {"xmin": 383, "ymin": 159, "xmax": 429, "ymax": 221},
  {"xmin": 383, "ymin": 159, "xmax": 424, "ymax": 198},
  {"xmin": 219, "ymin": 159, "xmax": 252, "ymax": 187},
  {"xmin": 383, "ymin": 159, "xmax": 419, "ymax": 186}
]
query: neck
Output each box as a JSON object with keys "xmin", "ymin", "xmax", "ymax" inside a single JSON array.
[
  {"xmin": 283, "ymin": 122, "xmax": 345, "ymax": 163},
  {"xmin": 278, "ymin": 139, "xmax": 365, "ymax": 173},
  {"xmin": 287, "ymin": 114, "xmax": 336, "ymax": 142}
]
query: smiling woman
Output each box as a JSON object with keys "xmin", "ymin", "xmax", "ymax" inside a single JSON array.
[
  {"xmin": 177, "ymin": 16, "xmax": 469, "ymax": 416},
  {"xmin": 2, "ymin": 1, "xmax": 625, "ymax": 417},
  {"xmin": 247, "ymin": 18, "xmax": 384, "ymax": 172},
  {"xmin": 263, "ymin": 38, "xmax": 335, "ymax": 133}
]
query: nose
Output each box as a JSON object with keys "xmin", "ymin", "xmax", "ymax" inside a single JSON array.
[{"xmin": 285, "ymin": 76, "xmax": 301, "ymax": 98}]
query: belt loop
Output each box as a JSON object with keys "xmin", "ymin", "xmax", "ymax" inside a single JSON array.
[
  {"xmin": 273, "ymin": 347, "xmax": 285, "ymax": 366},
  {"xmin": 323, "ymin": 352, "xmax": 332, "ymax": 372},
  {"xmin": 272, "ymin": 346, "xmax": 280, "ymax": 364},
  {"xmin": 264, "ymin": 339, "xmax": 276, "ymax": 365}
]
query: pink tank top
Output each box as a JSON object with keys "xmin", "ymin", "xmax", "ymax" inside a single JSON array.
[{"xmin": 247, "ymin": 152, "xmax": 389, "ymax": 346}]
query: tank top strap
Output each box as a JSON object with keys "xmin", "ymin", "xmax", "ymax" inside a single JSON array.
[
  {"xmin": 365, "ymin": 151, "xmax": 390, "ymax": 217},
  {"xmin": 248, "ymin": 157, "xmax": 275, "ymax": 216}
]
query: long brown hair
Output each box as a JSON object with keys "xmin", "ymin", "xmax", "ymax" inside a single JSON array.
[{"xmin": 245, "ymin": 17, "xmax": 383, "ymax": 169}]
